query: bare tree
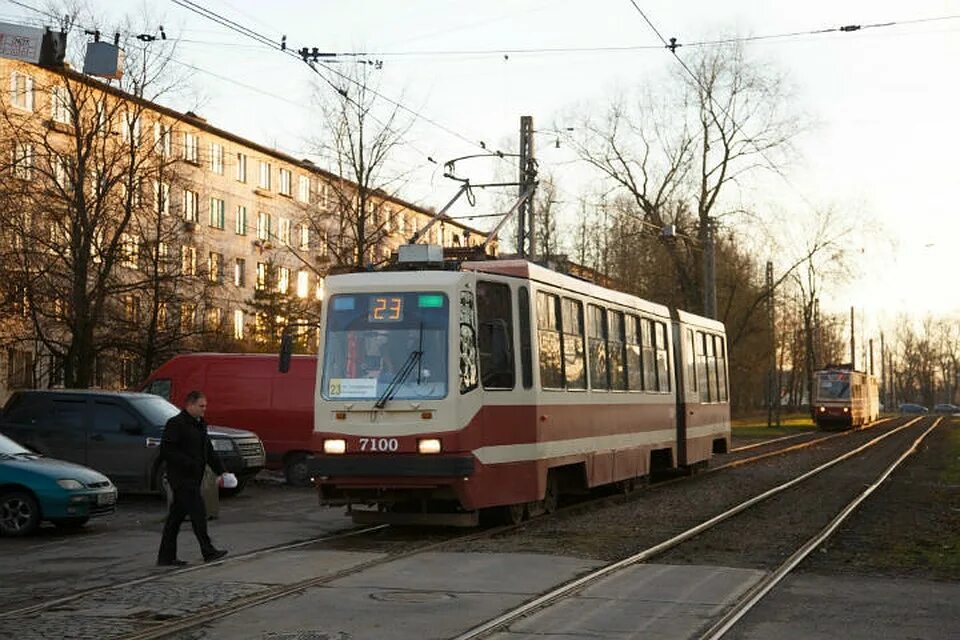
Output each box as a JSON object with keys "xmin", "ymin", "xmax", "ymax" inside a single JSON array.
[
  {"xmin": 564, "ymin": 41, "xmax": 802, "ymax": 314},
  {"xmin": 308, "ymin": 64, "xmax": 415, "ymax": 271},
  {"xmin": 0, "ymin": 11, "xmax": 192, "ymax": 388}
]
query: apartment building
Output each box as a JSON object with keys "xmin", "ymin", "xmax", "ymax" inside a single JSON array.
[{"xmin": 0, "ymin": 58, "xmax": 489, "ymax": 399}]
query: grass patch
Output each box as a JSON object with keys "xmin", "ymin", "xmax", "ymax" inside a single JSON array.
[
  {"xmin": 731, "ymin": 412, "xmax": 816, "ymax": 438},
  {"xmin": 940, "ymin": 420, "xmax": 960, "ymax": 485}
]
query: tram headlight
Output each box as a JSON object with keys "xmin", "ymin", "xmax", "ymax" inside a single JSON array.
[
  {"xmin": 843, "ymin": 407, "xmax": 849, "ymax": 414},
  {"xmin": 418, "ymin": 438, "xmax": 442, "ymax": 454},
  {"xmin": 819, "ymin": 406, "xmax": 826, "ymax": 413},
  {"xmin": 323, "ymin": 439, "xmax": 346, "ymax": 454}
]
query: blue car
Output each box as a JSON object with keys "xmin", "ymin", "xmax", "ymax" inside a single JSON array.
[{"xmin": 0, "ymin": 432, "xmax": 117, "ymax": 536}]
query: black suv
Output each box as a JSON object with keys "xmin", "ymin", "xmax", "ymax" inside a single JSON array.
[{"xmin": 0, "ymin": 390, "xmax": 265, "ymax": 494}]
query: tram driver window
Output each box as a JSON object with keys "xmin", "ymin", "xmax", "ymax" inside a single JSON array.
[{"xmin": 477, "ymin": 281, "xmax": 515, "ymax": 389}]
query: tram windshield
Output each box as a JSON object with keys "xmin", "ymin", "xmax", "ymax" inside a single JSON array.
[
  {"xmin": 321, "ymin": 292, "xmax": 449, "ymax": 401},
  {"xmin": 816, "ymin": 373, "xmax": 850, "ymax": 400}
]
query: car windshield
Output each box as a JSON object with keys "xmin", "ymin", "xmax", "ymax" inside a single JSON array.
[
  {"xmin": 129, "ymin": 396, "xmax": 181, "ymax": 426},
  {"xmin": 0, "ymin": 432, "xmax": 31, "ymax": 456},
  {"xmin": 321, "ymin": 292, "xmax": 449, "ymax": 401},
  {"xmin": 816, "ymin": 373, "xmax": 850, "ymax": 400}
]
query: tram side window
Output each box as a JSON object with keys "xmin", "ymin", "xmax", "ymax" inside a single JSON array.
[
  {"xmin": 536, "ymin": 291, "xmax": 563, "ymax": 389},
  {"xmin": 459, "ymin": 290, "xmax": 478, "ymax": 394},
  {"xmin": 707, "ymin": 332, "xmax": 719, "ymax": 401},
  {"xmin": 685, "ymin": 328, "xmax": 697, "ymax": 394},
  {"xmin": 625, "ymin": 315, "xmax": 642, "ymax": 391},
  {"xmin": 641, "ymin": 318, "xmax": 656, "ymax": 391},
  {"xmin": 562, "ymin": 297, "xmax": 586, "ymax": 390},
  {"xmin": 715, "ymin": 335, "xmax": 728, "ymax": 401},
  {"xmin": 588, "ymin": 305, "xmax": 609, "ymax": 390},
  {"xmin": 608, "ymin": 310, "xmax": 627, "ymax": 390},
  {"xmin": 518, "ymin": 287, "xmax": 533, "ymax": 389},
  {"xmin": 696, "ymin": 331, "xmax": 709, "ymax": 401},
  {"xmin": 477, "ymin": 281, "xmax": 515, "ymax": 390},
  {"xmin": 655, "ymin": 321, "xmax": 671, "ymax": 392}
]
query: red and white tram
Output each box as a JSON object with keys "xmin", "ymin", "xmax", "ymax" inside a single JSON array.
[
  {"xmin": 813, "ymin": 366, "xmax": 880, "ymax": 429},
  {"xmin": 301, "ymin": 256, "xmax": 730, "ymax": 525}
]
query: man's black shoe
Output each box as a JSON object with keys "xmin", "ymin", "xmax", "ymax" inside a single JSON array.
[
  {"xmin": 157, "ymin": 558, "xmax": 188, "ymax": 567},
  {"xmin": 204, "ymin": 549, "xmax": 228, "ymax": 562}
]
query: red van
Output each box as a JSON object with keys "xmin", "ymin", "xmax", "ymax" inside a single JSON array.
[{"xmin": 140, "ymin": 353, "xmax": 317, "ymax": 486}]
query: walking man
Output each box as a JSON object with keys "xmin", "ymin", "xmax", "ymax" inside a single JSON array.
[{"xmin": 157, "ymin": 390, "xmax": 229, "ymax": 566}]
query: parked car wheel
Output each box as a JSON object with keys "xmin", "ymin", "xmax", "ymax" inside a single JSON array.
[
  {"xmin": 50, "ymin": 516, "xmax": 90, "ymax": 529},
  {"xmin": 0, "ymin": 490, "xmax": 41, "ymax": 537},
  {"xmin": 284, "ymin": 452, "xmax": 314, "ymax": 487}
]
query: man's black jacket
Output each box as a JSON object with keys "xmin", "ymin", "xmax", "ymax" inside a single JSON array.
[{"xmin": 160, "ymin": 410, "xmax": 225, "ymax": 488}]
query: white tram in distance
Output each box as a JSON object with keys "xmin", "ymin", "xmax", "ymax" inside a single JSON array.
[
  {"xmin": 813, "ymin": 366, "xmax": 880, "ymax": 429},
  {"xmin": 301, "ymin": 252, "xmax": 731, "ymax": 526}
]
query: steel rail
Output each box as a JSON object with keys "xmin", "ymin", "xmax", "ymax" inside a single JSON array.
[
  {"xmin": 699, "ymin": 417, "xmax": 943, "ymax": 639},
  {"xmin": 450, "ymin": 416, "xmax": 924, "ymax": 640},
  {"xmin": 0, "ymin": 523, "xmax": 388, "ymax": 618},
  {"xmin": 714, "ymin": 417, "xmax": 892, "ymax": 472}
]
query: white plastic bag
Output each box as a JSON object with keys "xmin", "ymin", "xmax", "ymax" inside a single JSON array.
[{"xmin": 218, "ymin": 472, "xmax": 238, "ymax": 489}]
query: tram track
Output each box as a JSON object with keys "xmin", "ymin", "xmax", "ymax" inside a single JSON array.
[
  {"xmin": 1, "ymin": 416, "xmax": 915, "ymax": 639},
  {"xmin": 450, "ymin": 415, "xmax": 932, "ymax": 639}
]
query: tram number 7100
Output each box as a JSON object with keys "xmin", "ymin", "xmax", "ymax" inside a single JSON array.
[{"xmin": 359, "ymin": 437, "xmax": 399, "ymax": 452}]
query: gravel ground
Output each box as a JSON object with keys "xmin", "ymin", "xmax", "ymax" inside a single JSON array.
[
  {"xmin": 450, "ymin": 416, "xmax": 936, "ymax": 568},
  {"xmin": 801, "ymin": 415, "xmax": 960, "ymax": 580}
]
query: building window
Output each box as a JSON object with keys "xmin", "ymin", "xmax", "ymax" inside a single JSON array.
[
  {"xmin": 121, "ymin": 233, "xmax": 140, "ymax": 269},
  {"xmin": 233, "ymin": 309, "xmax": 244, "ymax": 339},
  {"xmin": 11, "ymin": 143, "xmax": 33, "ymax": 180},
  {"xmin": 298, "ymin": 223, "xmax": 310, "ymax": 250},
  {"xmin": 258, "ymin": 161, "xmax": 271, "ymax": 190},
  {"xmin": 255, "ymin": 262, "xmax": 267, "ymax": 290},
  {"xmin": 10, "ymin": 72, "xmax": 33, "ymax": 111},
  {"xmin": 296, "ymin": 270, "xmax": 309, "ymax": 298},
  {"xmin": 157, "ymin": 302, "xmax": 168, "ymax": 330},
  {"xmin": 7, "ymin": 348, "xmax": 34, "ymax": 388},
  {"xmin": 210, "ymin": 142, "xmax": 223, "ymax": 174},
  {"xmin": 181, "ymin": 245, "xmax": 197, "ymax": 275},
  {"xmin": 154, "ymin": 122, "xmax": 172, "ymax": 156},
  {"xmin": 183, "ymin": 189, "xmax": 199, "ymax": 222},
  {"xmin": 297, "ymin": 175, "xmax": 310, "ymax": 202},
  {"xmin": 278, "ymin": 217, "xmax": 291, "ymax": 245},
  {"xmin": 234, "ymin": 258, "xmax": 246, "ymax": 287},
  {"xmin": 120, "ymin": 111, "xmax": 141, "ymax": 144},
  {"xmin": 154, "ymin": 181, "xmax": 170, "ymax": 215},
  {"xmin": 257, "ymin": 212, "xmax": 271, "ymax": 241},
  {"xmin": 180, "ymin": 303, "xmax": 197, "ymax": 331},
  {"xmin": 277, "ymin": 266, "xmax": 290, "ymax": 294},
  {"xmin": 206, "ymin": 307, "xmax": 223, "ymax": 331},
  {"xmin": 235, "ymin": 205, "xmax": 247, "ymax": 235},
  {"xmin": 279, "ymin": 168, "xmax": 291, "ymax": 196},
  {"xmin": 50, "ymin": 85, "xmax": 70, "ymax": 124},
  {"xmin": 183, "ymin": 132, "xmax": 199, "ymax": 162},
  {"xmin": 209, "ymin": 197, "xmax": 225, "ymax": 229},
  {"xmin": 123, "ymin": 295, "xmax": 141, "ymax": 323},
  {"xmin": 236, "ymin": 152, "xmax": 247, "ymax": 182},
  {"xmin": 208, "ymin": 252, "xmax": 223, "ymax": 283}
]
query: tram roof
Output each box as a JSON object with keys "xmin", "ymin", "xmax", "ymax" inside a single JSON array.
[{"xmin": 464, "ymin": 259, "xmax": 675, "ymax": 319}]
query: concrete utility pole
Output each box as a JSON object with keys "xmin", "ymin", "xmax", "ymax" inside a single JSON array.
[
  {"xmin": 850, "ymin": 306, "xmax": 856, "ymax": 369},
  {"xmin": 766, "ymin": 261, "xmax": 779, "ymax": 427},
  {"xmin": 703, "ymin": 218, "xmax": 717, "ymax": 319},
  {"xmin": 869, "ymin": 338, "xmax": 874, "ymax": 376},
  {"xmin": 880, "ymin": 332, "xmax": 886, "ymax": 405},
  {"xmin": 517, "ymin": 115, "xmax": 536, "ymax": 260}
]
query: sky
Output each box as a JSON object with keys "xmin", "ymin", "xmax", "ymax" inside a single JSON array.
[{"xmin": 4, "ymin": 0, "xmax": 959, "ymax": 340}]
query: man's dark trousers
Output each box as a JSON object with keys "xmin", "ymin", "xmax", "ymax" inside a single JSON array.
[{"xmin": 158, "ymin": 482, "xmax": 216, "ymax": 561}]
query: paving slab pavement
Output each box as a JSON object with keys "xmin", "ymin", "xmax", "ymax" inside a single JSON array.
[
  {"xmin": 726, "ymin": 573, "xmax": 960, "ymax": 640},
  {"xmin": 190, "ymin": 552, "xmax": 604, "ymax": 640},
  {"xmin": 489, "ymin": 564, "xmax": 765, "ymax": 640}
]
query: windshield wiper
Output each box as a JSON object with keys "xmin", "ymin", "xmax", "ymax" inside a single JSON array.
[{"xmin": 375, "ymin": 349, "xmax": 423, "ymax": 409}]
